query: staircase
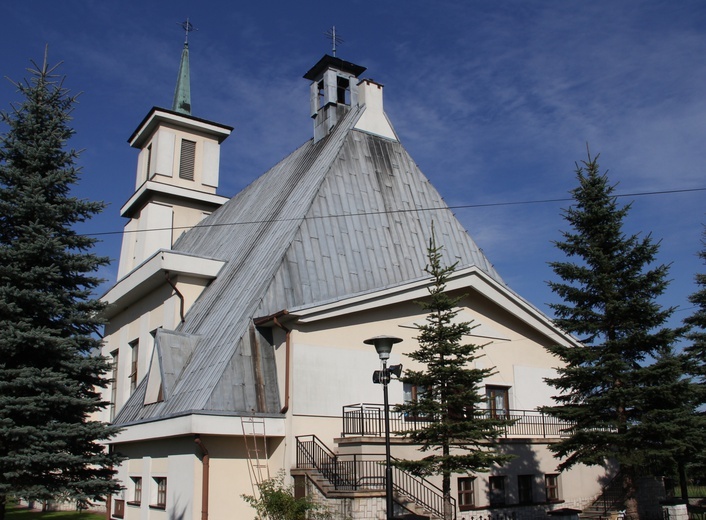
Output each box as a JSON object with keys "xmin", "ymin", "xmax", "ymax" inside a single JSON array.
[
  {"xmin": 295, "ymin": 435, "xmax": 454, "ymax": 519},
  {"xmin": 582, "ymin": 473, "xmax": 626, "ymax": 520}
]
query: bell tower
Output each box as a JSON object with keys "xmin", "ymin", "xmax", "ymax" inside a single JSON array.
[
  {"xmin": 303, "ymin": 55, "xmax": 366, "ymax": 142},
  {"xmin": 116, "ymin": 31, "xmax": 233, "ymax": 279}
]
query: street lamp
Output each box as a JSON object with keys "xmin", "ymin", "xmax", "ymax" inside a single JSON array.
[{"xmin": 365, "ymin": 335, "xmax": 402, "ymax": 520}]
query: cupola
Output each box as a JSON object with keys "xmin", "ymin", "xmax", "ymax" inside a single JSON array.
[{"xmin": 304, "ymin": 55, "xmax": 366, "ymax": 142}]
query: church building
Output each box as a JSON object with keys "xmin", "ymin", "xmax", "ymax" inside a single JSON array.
[{"xmin": 99, "ymin": 37, "xmax": 610, "ymax": 520}]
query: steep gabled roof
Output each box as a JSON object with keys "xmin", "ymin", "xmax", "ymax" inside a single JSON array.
[{"xmin": 113, "ymin": 103, "xmax": 506, "ymax": 426}]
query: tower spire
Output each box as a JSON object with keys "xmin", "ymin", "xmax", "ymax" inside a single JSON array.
[{"xmin": 172, "ymin": 19, "xmax": 196, "ymax": 115}]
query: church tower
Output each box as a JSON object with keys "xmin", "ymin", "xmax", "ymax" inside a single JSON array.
[{"xmin": 116, "ymin": 33, "xmax": 233, "ymax": 278}]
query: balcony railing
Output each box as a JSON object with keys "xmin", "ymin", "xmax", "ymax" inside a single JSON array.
[{"xmin": 342, "ymin": 403, "xmax": 572, "ymax": 439}]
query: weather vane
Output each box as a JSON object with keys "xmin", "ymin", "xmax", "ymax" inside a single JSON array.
[
  {"xmin": 178, "ymin": 18, "xmax": 197, "ymax": 44},
  {"xmin": 324, "ymin": 26, "xmax": 343, "ymax": 57}
]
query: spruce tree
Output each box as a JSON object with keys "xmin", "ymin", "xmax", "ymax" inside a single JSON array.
[
  {"xmin": 685, "ymin": 227, "xmax": 706, "ymax": 392},
  {"xmin": 395, "ymin": 230, "xmax": 514, "ymax": 520},
  {"xmin": 683, "ymin": 226, "xmax": 706, "ymax": 482},
  {"xmin": 543, "ymin": 151, "xmax": 678, "ymax": 519},
  {"xmin": 631, "ymin": 347, "xmax": 705, "ymax": 502},
  {"xmin": 0, "ymin": 53, "xmax": 121, "ymax": 518}
]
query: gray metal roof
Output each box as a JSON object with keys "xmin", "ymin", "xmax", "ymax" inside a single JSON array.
[{"xmin": 113, "ymin": 103, "xmax": 506, "ymax": 426}]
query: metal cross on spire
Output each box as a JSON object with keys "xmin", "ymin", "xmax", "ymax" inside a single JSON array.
[
  {"xmin": 324, "ymin": 26, "xmax": 344, "ymax": 57},
  {"xmin": 178, "ymin": 18, "xmax": 197, "ymax": 44}
]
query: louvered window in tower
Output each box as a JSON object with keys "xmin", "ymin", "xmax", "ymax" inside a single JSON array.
[{"xmin": 179, "ymin": 139, "xmax": 196, "ymax": 180}]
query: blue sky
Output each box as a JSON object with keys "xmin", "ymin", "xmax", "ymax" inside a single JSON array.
[{"xmin": 2, "ymin": 1, "xmax": 705, "ymax": 330}]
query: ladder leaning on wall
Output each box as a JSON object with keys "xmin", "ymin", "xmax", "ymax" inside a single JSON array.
[{"xmin": 242, "ymin": 414, "xmax": 270, "ymax": 498}]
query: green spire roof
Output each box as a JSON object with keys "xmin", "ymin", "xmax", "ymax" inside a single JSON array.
[{"xmin": 172, "ymin": 42, "xmax": 191, "ymax": 115}]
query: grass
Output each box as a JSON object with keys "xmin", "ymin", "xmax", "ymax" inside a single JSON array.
[
  {"xmin": 6, "ymin": 508, "xmax": 104, "ymax": 520},
  {"xmin": 689, "ymin": 485, "xmax": 706, "ymax": 498}
]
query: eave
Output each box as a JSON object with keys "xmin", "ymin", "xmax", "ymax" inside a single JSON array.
[
  {"xmin": 283, "ymin": 265, "xmax": 579, "ymax": 349},
  {"xmin": 128, "ymin": 106, "xmax": 232, "ymax": 148},
  {"xmin": 120, "ymin": 180, "xmax": 230, "ymax": 218},
  {"xmin": 106, "ymin": 412, "xmax": 285, "ymax": 444},
  {"xmin": 101, "ymin": 249, "xmax": 226, "ymax": 320}
]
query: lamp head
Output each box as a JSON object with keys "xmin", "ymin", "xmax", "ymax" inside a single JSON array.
[{"xmin": 364, "ymin": 335, "xmax": 403, "ymax": 361}]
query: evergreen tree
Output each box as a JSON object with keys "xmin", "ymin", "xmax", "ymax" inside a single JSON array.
[
  {"xmin": 543, "ymin": 151, "xmax": 678, "ymax": 519},
  {"xmin": 631, "ymin": 347, "xmax": 704, "ymax": 502},
  {"xmin": 395, "ymin": 230, "xmax": 514, "ymax": 520},
  {"xmin": 683, "ymin": 226, "xmax": 706, "ymax": 482},
  {"xmin": 685, "ymin": 227, "xmax": 706, "ymax": 393},
  {"xmin": 0, "ymin": 53, "xmax": 121, "ymax": 518}
]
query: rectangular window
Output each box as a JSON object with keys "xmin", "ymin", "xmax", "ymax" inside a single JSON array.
[
  {"xmin": 113, "ymin": 499, "xmax": 125, "ymax": 519},
  {"xmin": 130, "ymin": 477, "xmax": 142, "ymax": 505},
  {"xmin": 146, "ymin": 143, "xmax": 153, "ymax": 179},
  {"xmin": 486, "ymin": 386, "xmax": 510, "ymax": 418},
  {"xmin": 402, "ymin": 383, "xmax": 428, "ymax": 421},
  {"xmin": 129, "ymin": 340, "xmax": 139, "ymax": 394},
  {"xmin": 153, "ymin": 477, "xmax": 167, "ymax": 509},
  {"xmin": 336, "ymin": 75, "xmax": 350, "ymax": 104},
  {"xmin": 179, "ymin": 139, "xmax": 196, "ymax": 180},
  {"xmin": 489, "ymin": 475, "xmax": 506, "ymax": 506},
  {"xmin": 458, "ymin": 477, "xmax": 476, "ymax": 511},
  {"xmin": 518, "ymin": 475, "xmax": 533, "ymax": 504},
  {"xmin": 110, "ymin": 350, "xmax": 119, "ymax": 420},
  {"xmin": 545, "ymin": 474, "xmax": 560, "ymax": 502}
]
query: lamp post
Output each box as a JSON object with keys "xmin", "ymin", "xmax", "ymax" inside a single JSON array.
[{"xmin": 365, "ymin": 335, "xmax": 402, "ymax": 520}]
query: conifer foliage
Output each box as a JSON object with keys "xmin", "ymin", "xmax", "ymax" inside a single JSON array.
[
  {"xmin": 683, "ymin": 227, "xmax": 706, "ymax": 477},
  {"xmin": 396, "ymin": 231, "xmax": 514, "ymax": 520},
  {"xmin": 543, "ymin": 152, "xmax": 678, "ymax": 519},
  {"xmin": 685, "ymin": 227, "xmax": 706, "ymax": 395},
  {"xmin": 0, "ymin": 54, "xmax": 120, "ymax": 517}
]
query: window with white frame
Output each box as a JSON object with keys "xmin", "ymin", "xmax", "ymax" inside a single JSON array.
[
  {"xmin": 129, "ymin": 477, "xmax": 142, "ymax": 505},
  {"xmin": 129, "ymin": 339, "xmax": 139, "ymax": 394},
  {"xmin": 110, "ymin": 350, "xmax": 119, "ymax": 420},
  {"xmin": 458, "ymin": 476, "xmax": 476, "ymax": 510},
  {"xmin": 545, "ymin": 474, "xmax": 560, "ymax": 502},
  {"xmin": 152, "ymin": 477, "xmax": 167, "ymax": 509}
]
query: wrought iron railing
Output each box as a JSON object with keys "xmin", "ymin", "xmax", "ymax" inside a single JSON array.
[
  {"xmin": 342, "ymin": 403, "xmax": 572, "ymax": 438},
  {"xmin": 295, "ymin": 435, "xmax": 455, "ymax": 519},
  {"xmin": 594, "ymin": 472, "xmax": 626, "ymax": 517}
]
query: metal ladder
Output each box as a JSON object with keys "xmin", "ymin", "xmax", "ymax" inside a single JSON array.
[{"xmin": 242, "ymin": 415, "xmax": 270, "ymax": 497}]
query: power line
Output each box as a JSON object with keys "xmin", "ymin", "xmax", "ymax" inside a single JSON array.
[{"xmin": 85, "ymin": 186, "xmax": 706, "ymax": 238}]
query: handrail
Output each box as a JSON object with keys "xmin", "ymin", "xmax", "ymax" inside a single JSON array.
[
  {"xmin": 596, "ymin": 472, "xmax": 625, "ymax": 516},
  {"xmin": 342, "ymin": 403, "xmax": 573, "ymax": 438},
  {"xmin": 295, "ymin": 436, "xmax": 455, "ymax": 518},
  {"xmin": 391, "ymin": 456, "xmax": 456, "ymax": 520}
]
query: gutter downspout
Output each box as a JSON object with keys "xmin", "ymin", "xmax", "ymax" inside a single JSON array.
[
  {"xmin": 194, "ymin": 435, "xmax": 209, "ymax": 520},
  {"xmin": 273, "ymin": 315, "xmax": 291, "ymax": 414},
  {"xmin": 165, "ymin": 271, "xmax": 185, "ymax": 323}
]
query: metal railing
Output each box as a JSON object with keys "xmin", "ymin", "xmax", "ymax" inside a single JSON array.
[
  {"xmin": 342, "ymin": 403, "xmax": 572, "ymax": 438},
  {"xmin": 295, "ymin": 435, "xmax": 455, "ymax": 519}
]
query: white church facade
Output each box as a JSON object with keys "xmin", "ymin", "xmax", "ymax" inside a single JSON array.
[{"xmin": 98, "ymin": 41, "xmax": 611, "ymax": 520}]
